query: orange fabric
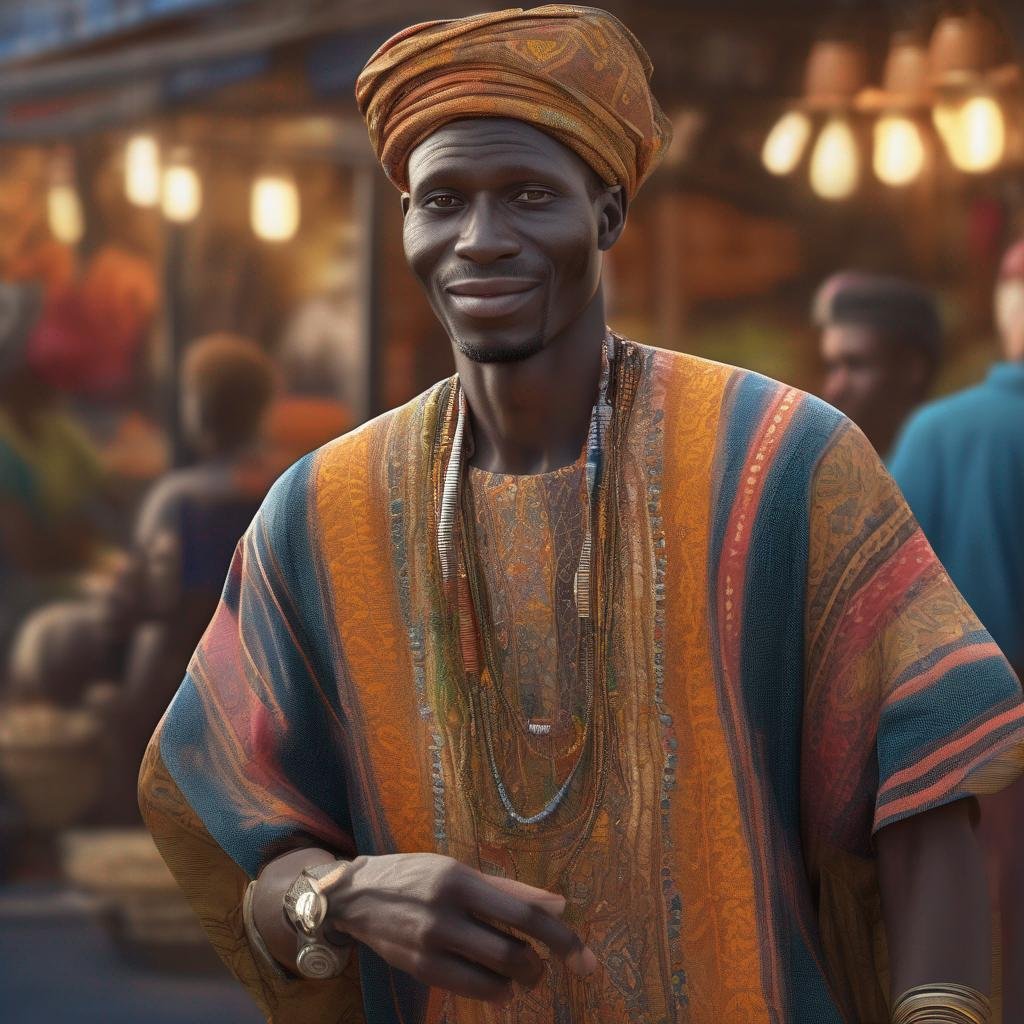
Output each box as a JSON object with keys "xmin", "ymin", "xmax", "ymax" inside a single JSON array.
[
  {"xmin": 356, "ymin": 4, "xmax": 672, "ymax": 197},
  {"xmin": 315, "ymin": 417, "xmax": 438, "ymax": 855},
  {"xmin": 658, "ymin": 351, "xmax": 772, "ymax": 1022}
]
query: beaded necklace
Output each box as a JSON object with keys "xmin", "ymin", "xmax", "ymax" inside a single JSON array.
[{"xmin": 437, "ymin": 331, "xmax": 619, "ymax": 826}]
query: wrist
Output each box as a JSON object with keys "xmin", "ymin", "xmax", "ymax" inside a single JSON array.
[
  {"xmin": 251, "ymin": 848, "xmax": 337, "ymax": 972},
  {"xmin": 323, "ymin": 853, "xmax": 367, "ymax": 936},
  {"xmin": 283, "ymin": 858, "xmax": 355, "ymax": 980}
]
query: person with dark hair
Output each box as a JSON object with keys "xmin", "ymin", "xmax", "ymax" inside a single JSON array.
[
  {"xmin": 816, "ymin": 271, "xmax": 943, "ymax": 458},
  {"xmin": 139, "ymin": 8, "xmax": 1022, "ymax": 1024},
  {"xmin": 8, "ymin": 333, "xmax": 279, "ymax": 773},
  {"xmin": 108, "ymin": 333, "xmax": 279, "ymax": 756}
]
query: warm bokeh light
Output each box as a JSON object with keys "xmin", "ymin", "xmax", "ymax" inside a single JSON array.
[
  {"xmin": 161, "ymin": 152, "xmax": 201, "ymax": 223},
  {"xmin": 762, "ymin": 111, "xmax": 812, "ymax": 176},
  {"xmin": 47, "ymin": 182, "xmax": 84, "ymax": 244},
  {"xmin": 873, "ymin": 115, "xmax": 926, "ymax": 187},
  {"xmin": 937, "ymin": 94, "xmax": 1006, "ymax": 173},
  {"xmin": 125, "ymin": 134, "xmax": 160, "ymax": 207},
  {"xmin": 809, "ymin": 117, "xmax": 860, "ymax": 200},
  {"xmin": 251, "ymin": 173, "xmax": 300, "ymax": 242}
]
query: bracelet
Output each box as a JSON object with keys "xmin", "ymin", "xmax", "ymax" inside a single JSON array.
[
  {"xmin": 242, "ymin": 879, "xmax": 291, "ymax": 981},
  {"xmin": 891, "ymin": 983, "xmax": 991, "ymax": 1024},
  {"xmin": 282, "ymin": 859, "xmax": 354, "ymax": 980}
]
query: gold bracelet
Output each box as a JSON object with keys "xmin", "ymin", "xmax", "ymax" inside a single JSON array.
[{"xmin": 891, "ymin": 983, "xmax": 991, "ymax": 1024}]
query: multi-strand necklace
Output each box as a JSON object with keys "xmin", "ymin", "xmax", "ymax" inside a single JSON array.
[{"xmin": 436, "ymin": 331, "xmax": 621, "ymax": 827}]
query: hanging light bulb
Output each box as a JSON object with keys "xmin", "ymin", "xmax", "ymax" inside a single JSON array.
[
  {"xmin": 873, "ymin": 115, "xmax": 926, "ymax": 186},
  {"xmin": 762, "ymin": 111, "xmax": 812, "ymax": 176},
  {"xmin": 125, "ymin": 134, "xmax": 160, "ymax": 207},
  {"xmin": 47, "ymin": 150, "xmax": 84, "ymax": 244},
  {"xmin": 251, "ymin": 172, "xmax": 300, "ymax": 242},
  {"xmin": 810, "ymin": 117, "xmax": 860, "ymax": 200},
  {"xmin": 161, "ymin": 149, "xmax": 201, "ymax": 223},
  {"xmin": 939, "ymin": 94, "xmax": 1006, "ymax": 173}
]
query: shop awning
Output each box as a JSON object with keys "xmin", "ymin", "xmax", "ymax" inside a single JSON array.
[{"xmin": 0, "ymin": 0, "xmax": 255, "ymax": 64}]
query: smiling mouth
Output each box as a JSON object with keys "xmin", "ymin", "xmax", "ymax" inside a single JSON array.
[
  {"xmin": 443, "ymin": 278, "xmax": 542, "ymax": 319},
  {"xmin": 445, "ymin": 278, "xmax": 541, "ymax": 297}
]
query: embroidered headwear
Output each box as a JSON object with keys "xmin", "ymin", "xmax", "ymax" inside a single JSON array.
[{"xmin": 356, "ymin": 5, "xmax": 672, "ymax": 198}]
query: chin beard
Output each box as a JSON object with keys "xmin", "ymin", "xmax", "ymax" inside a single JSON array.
[{"xmin": 450, "ymin": 328, "xmax": 546, "ymax": 364}]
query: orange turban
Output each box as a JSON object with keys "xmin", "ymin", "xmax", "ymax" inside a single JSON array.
[{"xmin": 356, "ymin": 5, "xmax": 672, "ymax": 198}]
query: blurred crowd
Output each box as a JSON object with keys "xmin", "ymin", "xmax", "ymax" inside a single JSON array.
[{"xmin": 0, "ymin": 261, "xmax": 356, "ymax": 869}]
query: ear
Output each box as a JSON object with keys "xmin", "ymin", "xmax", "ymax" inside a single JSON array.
[
  {"xmin": 597, "ymin": 185, "xmax": 628, "ymax": 252},
  {"xmin": 401, "ymin": 193, "xmax": 411, "ymax": 217}
]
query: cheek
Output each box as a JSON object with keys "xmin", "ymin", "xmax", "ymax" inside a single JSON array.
[
  {"xmin": 402, "ymin": 214, "xmax": 444, "ymax": 286},
  {"xmin": 546, "ymin": 219, "xmax": 600, "ymax": 289}
]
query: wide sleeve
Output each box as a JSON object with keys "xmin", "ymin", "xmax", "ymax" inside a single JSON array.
[
  {"xmin": 138, "ymin": 736, "xmax": 364, "ymax": 1024},
  {"xmin": 802, "ymin": 420, "xmax": 1024, "ymax": 846},
  {"xmin": 138, "ymin": 453, "xmax": 366, "ymax": 1021}
]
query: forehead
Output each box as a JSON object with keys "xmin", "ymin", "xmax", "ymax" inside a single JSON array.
[
  {"xmin": 406, "ymin": 118, "xmax": 590, "ymax": 191},
  {"xmin": 821, "ymin": 322, "xmax": 888, "ymax": 358}
]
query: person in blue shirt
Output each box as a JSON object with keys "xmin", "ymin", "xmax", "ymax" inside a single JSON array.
[{"xmin": 889, "ymin": 243, "xmax": 1024, "ymax": 675}]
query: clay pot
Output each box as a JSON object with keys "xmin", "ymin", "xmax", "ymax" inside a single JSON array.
[
  {"xmin": 883, "ymin": 36, "xmax": 931, "ymax": 99},
  {"xmin": 929, "ymin": 11, "xmax": 999, "ymax": 83},
  {"xmin": 805, "ymin": 39, "xmax": 869, "ymax": 104}
]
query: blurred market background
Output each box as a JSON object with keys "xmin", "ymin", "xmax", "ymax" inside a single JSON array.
[{"xmin": 1, "ymin": 1, "xmax": 1023, "ymax": 1021}]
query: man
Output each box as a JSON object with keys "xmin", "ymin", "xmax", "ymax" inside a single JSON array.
[
  {"xmin": 890, "ymin": 242, "xmax": 1024, "ymax": 674},
  {"xmin": 816, "ymin": 271, "xmax": 943, "ymax": 459},
  {"xmin": 140, "ymin": 8, "xmax": 1024, "ymax": 1023},
  {"xmin": 889, "ymin": 242, "xmax": 1024, "ymax": 1021}
]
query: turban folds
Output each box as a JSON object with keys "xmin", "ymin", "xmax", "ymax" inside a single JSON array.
[{"xmin": 356, "ymin": 5, "xmax": 671, "ymax": 198}]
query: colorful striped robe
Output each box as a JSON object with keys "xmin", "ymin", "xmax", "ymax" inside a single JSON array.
[{"xmin": 140, "ymin": 342, "xmax": 1024, "ymax": 1023}]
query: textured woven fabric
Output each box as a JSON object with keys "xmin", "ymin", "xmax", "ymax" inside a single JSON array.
[
  {"xmin": 355, "ymin": 5, "xmax": 672, "ymax": 197},
  {"xmin": 147, "ymin": 341, "xmax": 1024, "ymax": 1023}
]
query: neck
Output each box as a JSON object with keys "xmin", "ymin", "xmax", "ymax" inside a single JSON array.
[{"xmin": 453, "ymin": 289, "xmax": 606, "ymax": 475}]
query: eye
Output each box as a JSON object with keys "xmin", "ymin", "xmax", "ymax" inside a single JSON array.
[
  {"xmin": 513, "ymin": 188, "xmax": 555, "ymax": 204},
  {"xmin": 424, "ymin": 193, "xmax": 463, "ymax": 210}
]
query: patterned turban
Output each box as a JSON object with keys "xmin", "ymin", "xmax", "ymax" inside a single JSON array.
[{"xmin": 356, "ymin": 5, "xmax": 672, "ymax": 198}]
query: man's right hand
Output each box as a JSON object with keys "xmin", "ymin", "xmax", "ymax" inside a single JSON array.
[{"xmin": 328, "ymin": 852, "xmax": 597, "ymax": 1004}]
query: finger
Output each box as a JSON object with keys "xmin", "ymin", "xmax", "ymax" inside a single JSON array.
[
  {"xmin": 397, "ymin": 947, "xmax": 514, "ymax": 1004},
  {"xmin": 477, "ymin": 874, "xmax": 566, "ymax": 916},
  {"xmin": 440, "ymin": 915, "xmax": 544, "ymax": 988},
  {"xmin": 463, "ymin": 876, "xmax": 597, "ymax": 976}
]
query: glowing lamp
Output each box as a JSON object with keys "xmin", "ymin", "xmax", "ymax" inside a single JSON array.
[
  {"xmin": 810, "ymin": 117, "xmax": 860, "ymax": 200},
  {"xmin": 762, "ymin": 111, "xmax": 812, "ymax": 176},
  {"xmin": 251, "ymin": 173, "xmax": 300, "ymax": 243},
  {"xmin": 125, "ymin": 134, "xmax": 160, "ymax": 207}
]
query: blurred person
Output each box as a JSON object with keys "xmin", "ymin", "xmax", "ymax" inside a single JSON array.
[
  {"xmin": 889, "ymin": 242, "xmax": 1024, "ymax": 1020},
  {"xmin": 112, "ymin": 333, "xmax": 279, "ymax": 754},
  {"xmin": 890, "ymin": 243, "xmax": 1024, "ymax": 673},
  {"xmin": 138, "ymin": 9, "xmax": 1023, "ymax": 1024},
  {"xmin": 816, "ymin": 271, "xmax": 943, "ymax": 458},
  {"xmin": 7, "ymin": 334, "xmax": 278, "ymax": 820}
]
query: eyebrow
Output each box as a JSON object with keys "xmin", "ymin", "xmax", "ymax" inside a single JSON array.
[{"xmin": 410, "ymin": 160, "xmax": 574, "ymax": 198}]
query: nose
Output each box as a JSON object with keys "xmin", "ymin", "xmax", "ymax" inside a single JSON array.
[{"xmin": 453, "ymin": 197, "xmax": 521, "ymax": 264}]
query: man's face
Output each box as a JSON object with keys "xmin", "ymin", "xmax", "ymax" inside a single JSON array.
[
  {"xmin": 820, "ymin": 323, "xmax": 926, "ymax": 452},
  {"xmin": 402, "ymin": 118, "xmax": 612, "ymax": 364}
]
